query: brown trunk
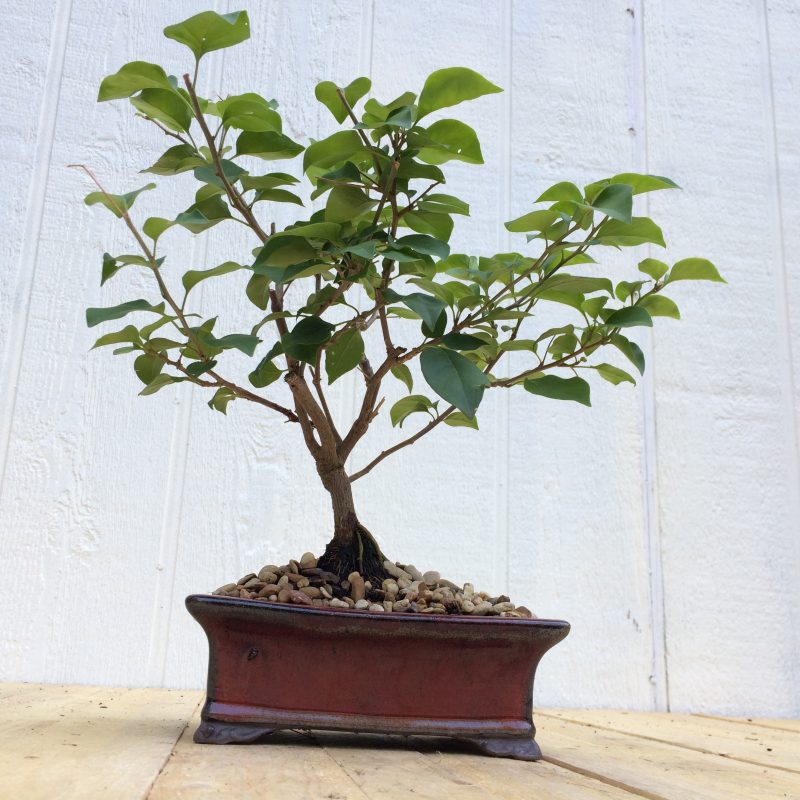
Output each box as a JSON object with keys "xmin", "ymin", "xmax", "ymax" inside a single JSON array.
[
  {"xmin": 316, "ymin": 464, "xmax": 389, "ymax": 584},
  {"xmin": 319, "ymin": 464, "xmax": 360, "ymax": 544}
]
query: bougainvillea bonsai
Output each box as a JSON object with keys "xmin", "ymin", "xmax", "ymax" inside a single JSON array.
[{"xmin": 76, "ymin": 10, "xmax": 723, "ymax": 614}]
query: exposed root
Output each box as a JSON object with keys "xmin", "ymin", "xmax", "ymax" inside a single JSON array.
[{"xmin": 317, "ymin": 524, "xmax": 390, "ymax": 585}]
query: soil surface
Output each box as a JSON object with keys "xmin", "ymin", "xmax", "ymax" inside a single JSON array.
[{"xmin": 212, "ymin": 552, "xmax": 535, "ymax": 617}]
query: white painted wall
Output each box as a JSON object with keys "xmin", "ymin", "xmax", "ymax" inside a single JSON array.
[{"xmin": 1, "ymin": 0, "xmax": 797, "ymax": 717}]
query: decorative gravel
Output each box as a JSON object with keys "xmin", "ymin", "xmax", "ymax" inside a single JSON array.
[{"xmin": 212, "ymin": 552, "xmax": 535, "ymax": 617}]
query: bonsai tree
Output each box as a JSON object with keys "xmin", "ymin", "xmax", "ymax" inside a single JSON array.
[{"xmin": 76, "ymin": 10, "xmax": 722, "ymax": 589}]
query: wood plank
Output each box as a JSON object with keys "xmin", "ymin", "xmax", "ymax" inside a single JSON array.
[
  {"xmin": 149, "ymin": 707, "xmax": 369, "ymax": 799},
  {"xmin": 699, "ymin": 714, "xmax": 800, "ymax": 735},
  {"xmin": 414, "ymin": 739, "xmax": 654, "ymax": 799},
  {"xmin": 536, "ymin": 715, "xmax": 800, "ymax": 800},
  {"xmin": 0, "ymin": 684, "xmax": 200, "ymax": 800},
  {"xmin": 541, "ymin": 709, "xmax": 800, "ymax": 773}
]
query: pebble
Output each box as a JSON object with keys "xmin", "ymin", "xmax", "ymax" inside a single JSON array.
[
  {"xmin": 212, "ymin": 552, "xmax": 536, "ymax": 618},
  {"xmin": 277, "ymin": 588, "xmax": 292, "ymax": 603},
  {"xmin": 289, "ymin": 589, "xmax": 313, "ymax": 606},
  {"xmin": 348, "ymin": 572, "xmax": 366, "ymax": 602}
]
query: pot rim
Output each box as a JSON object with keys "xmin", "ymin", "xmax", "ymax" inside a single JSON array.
[{"xmin": 186, "ymin": 593, "xmax": 570, "ymax": 629}]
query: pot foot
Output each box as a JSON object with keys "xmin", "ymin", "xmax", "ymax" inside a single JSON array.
[
  {"xmin": 467, "ymin": 735, "xmax": 542, "ymax": 761},
  {"xmin": 193, "ymin": 720, "xmax": 276, "ymax": 744}
]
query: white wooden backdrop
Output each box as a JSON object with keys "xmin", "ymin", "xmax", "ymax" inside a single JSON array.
[{"xmin": 1, "ymin": 0, "xmax": 798, "ymax": 717}]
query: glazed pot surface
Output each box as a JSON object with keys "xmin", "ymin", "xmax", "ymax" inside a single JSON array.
[{"xmin": 187, "ymin": 594, "xmax": 569, "ymax": 760}]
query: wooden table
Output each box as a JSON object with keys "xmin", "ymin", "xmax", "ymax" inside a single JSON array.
[{"xmin": 2, "ymin": 684, "xmax": 798, "ymax": 799}]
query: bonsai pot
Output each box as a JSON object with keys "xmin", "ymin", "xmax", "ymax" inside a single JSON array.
[{"xmin": 187, "ymin": 594, "xmax": 570, "ymax": 760}]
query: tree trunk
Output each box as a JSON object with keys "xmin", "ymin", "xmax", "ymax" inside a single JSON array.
[{"xmin": 316, "ymin": 464, "xmax": 389, "ymax": 584}]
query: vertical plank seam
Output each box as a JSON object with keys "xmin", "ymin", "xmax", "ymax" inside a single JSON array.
[
  {"xmin": 632, "ymin": 0, "xmax": 669, "ymax": 712},
  {"xmin": 760, "ymin": 0, "xmax": 800, "ymax": 697},
  {"xmin": 495, "ymin": 0, "xmax": 513, "ymax": 593},
  {"xmin": 145, "ymin": 15, "xmax": 228, "ymax": 685},
  {"xmin": 0, "ymin": 0, "xmax": 74, "ymax": 506},
  {"xmin": 344, "ymin": 0, "xmax": 375, "ymax": 473}
]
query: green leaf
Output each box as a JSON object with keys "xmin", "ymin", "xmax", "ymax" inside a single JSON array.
[
  {"xmin": 417, "ymin": 67, "xmax": 502, "ymax": 119},
  {"xmin": 609, "ymin": 173, "xmax": 679, "ymax": 195},
  {"xmin": 420, "ymin": 347, "xmax": 488, "ymax": 418},
  {"xmin": 86, "ymin": 299, "xmax": 164, "ymax": 328},
  {"xmin": 325, "ymin": 186, "xmax": 376, "ymax": 223},
  {"xmin": 217, "ymin": 93, "xmax": 281, "ymax": 132},
  {"xmin": 395, "ymin": 234, "xmax": 450, "ymax": 261},
  {"xmin": 315, "ymin": 77, "xmax": 371, "ymax": 123},
  {"xmin": 524, "ymin": 375, "xmax": 591, "ymax": 406},
  {"xmin": 325, "ymin": 329, "xmax": 364, "ymax": 384},
  {"xmin": 404, "ymin": 210, "xmax": 454, "ymax": 242},
  {"xmin": 163, "ymin": 10, "xmax": 250, "ymax": 59},
  {"xmin": 100, "ymin": 253, "xmax": 122, "ymax": 286},
  {"xmin": 139, "ymin": 373, "xmax": 182, "ymax": 396},
  {"xmin": 92, "ymin": 325, "xmax": 141, "ymax": 349},
  {"xmin": 84, "ymin": 183, "xmax": 156, "ymax": 218},
  {"xmin": 639, "ymin": 294, "xmax": 680, "ymax": 319},
  {"xmin": 536, "ymin": 181, "xmax": 582, "ymax": 203},
  {"xmin": 418, "ymin": 193, "xmax": 469, "ymax": 216},
  {"xmin": 252, "ymin": 188, "xmax": 303, "ymax": 206},
  {"xmin": 254, "ymin": 236, "xmax": 318, "ymax": 269},
  {"xmin": 130, "ymin": 88, "xmax": 191, "ymax": 132},
  {"xmin": 174, "ymin": 195, "xmax": 231, "ymax": 232},
  {"xmin": 282, "ymin": 317, "xmax": 335, "ymax": 362},
  {"xmin": 303, "ymin": 130, "xmax": 364, "ymax": 172},
  {"xmin": 638, "ymin": 258, "xmax": 669, "ymax": 280},
  {"xmin": 668, "ymin": 258, "xmax": 725, "ymax": 283},
  {"xmin": 133, "ymin": 353, "xmax": 164, "ymax": 385},
  {"xmin": 245, "ymin": 273, "xmax": 271, "ymax": 310},
  {"xmin": 443, "ymin": 411, "xmax": 479, "ymax": 430},
  {"xmin": 505, "ymin": 208, "xmax": 559, "ymax": 233},
  {"xmin": 143, "ymin": 144, "xmax": 206, "ymax": 175},
  {"xmin": 390, "ymin": 363, "xmax": 413, "ymax": 393},
  {"xmin": 182, "ymin": 261, "xmax": 242, "ymax": 293},
  {"xmin": 595, "ymin": 217, "xmax": 665, "ymax": 247},
  {"xmin": 98, "ymin": 61, "xmax": 172, "ymax": 101},
  {"xmin": 539, "ymin": 274, "xmax": 613, "ymax": 296},
  {"xmin": 440, "ymin": 332, "xmax": 485, "ymax": 350},
  {"xmin": 248, "ymin": 356, "xmax": 282, "ymax": 388},
  {"xmin": 240, "ymin": 172, "xmax": 299, "ymax": 191},
  {"xmin": 611, "ymin": 334, "xmax": 645, "ymax": 375},
  {"xmin": 390, "ymin": 394, "xmax": 436, "ymax": 427},
  {"xmin": 272, "ymin": 222, "xmax": 341, "ymax": 242},
  {"xmin": 236, "ymin": 130, "xmax": 303, "ymax": 160},
  {"xmin": 605, "ymin": 306, "xmax": 653, "ymax": 328},
  {"xmin": 416, "ymin": 119, "xmax": 483, "ymax": 165},
  {"xmin": 393, "ymin": 291, "xmax": 446, "ymax": 331},
  {"xmin": 142, "ymin": 217, "xmax": 174, "ymax": 245},
  {"xmin": 197, "ymin": 332, "xmax": 260, "ymax": 356},
  {"xmin": 594, "ymin": 363, "xmax": 636, "ymax": 386},
  {"xmin": 591, "ymin": 183, "xmax": 633, "ymax": 224},
  {"xmin": 207, "ymin": 386, "xmax": 237, "ymax": 414}
]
